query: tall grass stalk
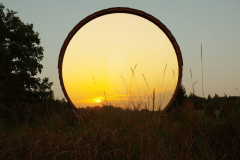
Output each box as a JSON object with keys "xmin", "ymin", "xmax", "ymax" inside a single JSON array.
[
  {"xmin": 130, "ymin": 64, "xmax": 142, "ymax": 110},
  {"xmin": 190, "ymin": 69, "xmax": 197, "ymax": 95},
  {"xmin": 91, "ymin": 62, "xmax": 175, "ymax": 114},
  {"xmin": 159, "ymin": 63, "xmax": 167, "ymax": 110},
  {"xmin": 201, "ymin": 44, "xmax": 204, "ymax": 99},
  {"xmin": 152, "ymin": 89, "xmax": 155, "ymax": 112},
  {"xmin": 1, "ymin": 100, "xmax": 239, "ymax": 159},
  {"xmin": 159, "ymin": 73, "xmax": 175, "ymax": 110},
  {"xmin": 236, "ymin": 88, "xmax": 240, "ymax": 96},
  {"xmin": 142, "ymin": 73, "xmax": 151, "ymax": 110},
  {"xmin": 172, "ymin": 69, "xmax": 176, "ymax": 87}
]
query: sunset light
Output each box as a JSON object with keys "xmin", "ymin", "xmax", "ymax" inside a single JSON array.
[
  {"xmin": 3, "ymin": 2, "xmax": 240, "ymax": 158},
  {"xmin": 62, "ymin": 13, "xmax": 179, "ymax": 110}
]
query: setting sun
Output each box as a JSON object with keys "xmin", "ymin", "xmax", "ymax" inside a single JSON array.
[{"xmin": 62, "ymin": 13, "xmax": 179, "ymax": 110}]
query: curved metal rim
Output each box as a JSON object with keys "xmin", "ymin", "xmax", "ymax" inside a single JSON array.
[{"xmin": 58, "ymin": 7, "xmax": 183, "ymax": 119}]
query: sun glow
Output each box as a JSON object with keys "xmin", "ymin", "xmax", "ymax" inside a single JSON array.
[{"xmin": 62, "ymin": 13, "xmax": 179, "ymax": 110}]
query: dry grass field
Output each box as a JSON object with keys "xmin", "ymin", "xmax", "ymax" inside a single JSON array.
[{"xmin": 0, "ymin": 98, "xmax": 240, "ymax": 160}]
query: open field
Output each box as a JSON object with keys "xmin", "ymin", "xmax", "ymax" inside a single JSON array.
[
  {"xmin": 1, "ymin": 2, "xmax": 240, "ymax": 159},
  {"xmin": 0, "ymin": 98, "xmax": 240, "ymax": 159}
]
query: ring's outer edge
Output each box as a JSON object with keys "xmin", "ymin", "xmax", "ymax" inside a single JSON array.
[{"xmin": 58, "ymin": 7, "xmax": 183, "ymax": 120}]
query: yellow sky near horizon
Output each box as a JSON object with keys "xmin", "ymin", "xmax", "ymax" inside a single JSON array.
[{"xmin": 62, "ymin": 13, "xmax": 179, "ymax": 110}]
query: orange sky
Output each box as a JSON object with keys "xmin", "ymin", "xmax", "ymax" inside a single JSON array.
[{"xmin": 63, "ymin": 13, "xmax": 179, "ymax": 111}]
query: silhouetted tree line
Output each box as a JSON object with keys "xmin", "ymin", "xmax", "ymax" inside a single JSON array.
[{"xmin": 72, "ymin": 83, "xmax": 239, "ymax": 120}]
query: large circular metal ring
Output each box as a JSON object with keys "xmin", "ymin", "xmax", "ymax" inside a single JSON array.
[{"xmin": 58, "ymin": 7, "xmax": 183, "ymax": 120}]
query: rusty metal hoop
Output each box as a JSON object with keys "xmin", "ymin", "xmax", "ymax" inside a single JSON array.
[{"xmin": 58, "ymin": 7, "xmax": 183, "ymax": 121}]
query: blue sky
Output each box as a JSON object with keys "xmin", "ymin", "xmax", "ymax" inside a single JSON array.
[{"xmin": 2, "ymin": 0, "xmax": 240, "ymax": 100}]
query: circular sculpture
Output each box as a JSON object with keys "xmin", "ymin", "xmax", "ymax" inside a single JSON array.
[{"xmin": 58, "ymin": 8, "xmax": 183, "ymax": 121}]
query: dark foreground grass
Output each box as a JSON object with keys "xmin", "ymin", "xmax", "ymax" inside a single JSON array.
[{"xmin": 0, "ymin": 101, "xmax": 240, "ymax": 160}]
